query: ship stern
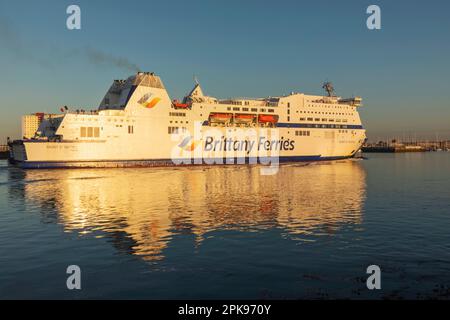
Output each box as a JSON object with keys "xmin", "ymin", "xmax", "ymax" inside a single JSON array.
[{"xmin": 9, "ymin": 140, "xmax": 27, "ymax": 164}]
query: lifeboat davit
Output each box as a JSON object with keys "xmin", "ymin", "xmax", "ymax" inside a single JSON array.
[
  {"xmin": 209, "ymin": 113, "xmax": 233, "ymax": 124},
  {"xmin": 234, "ymin": 113, "xmax": 256, "ymax": 124},
  {"xmin": 258, "ymin": 114, "xmax": 279, "ymax": 124}
]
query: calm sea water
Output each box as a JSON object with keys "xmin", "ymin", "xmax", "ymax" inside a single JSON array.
[{"xmin": 0, "ymin": 153, "xmax": 450, "ymax": 299}]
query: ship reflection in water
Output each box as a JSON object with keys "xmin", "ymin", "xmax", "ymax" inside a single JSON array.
[{"xmin": 15, "ymin": 160, "xmax": 366, "ymax": 261}]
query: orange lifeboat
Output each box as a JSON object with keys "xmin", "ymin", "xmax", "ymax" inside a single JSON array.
[
  {"xmin": 209, "ymin": 113, "xmax": 233, "ymax": 124},
  {"xmin": 172, "ymin": 100, "xmax": 191, "ymax": 109},
  {"xmin": 234, "ymin": 113, "xmax": 256, "ymax": 124},
  {"xmin": 258, "ymin": 114, "xmax": 279, "ymax": 124}
]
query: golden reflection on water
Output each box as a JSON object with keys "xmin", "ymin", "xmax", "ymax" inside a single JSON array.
[{"xmin": 19, "ymin": 160, "xmax": 366, "ymax": 261}]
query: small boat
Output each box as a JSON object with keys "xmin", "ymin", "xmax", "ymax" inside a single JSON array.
[
  {"xmin": 209, "ymin": 113, "xmax": 233, "ymax": 124},
  {"xmin": 234, "ymin": 113, "xmax": 255, "ymax": 124},
  {"xmin": 258, "ymin": 114, "xmax": 279, "ymax": 124},
  {"xmin": 172, "ymin": 100, "xmax": 191, "ymax": 109}
]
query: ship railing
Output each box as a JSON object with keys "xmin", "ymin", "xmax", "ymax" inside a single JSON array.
[
  {"xmin": 64, "ymin": 110, "xmax": 100, "ymax": 115},
  {"xmin": 216, "ymin": 101, "xmax": 278, "ymax": 107}
]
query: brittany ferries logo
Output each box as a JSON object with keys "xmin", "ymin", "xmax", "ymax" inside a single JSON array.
[
  {"xmin": 138, "ymin": 93, "xmax": 161, "ymax": 108},
  {"xmin": 178, "ymin": 136, "xmax": 200, "ymax": 151},
  {"xmin": 171, "ymin": 122, "xmax": 282, "ymax": 175}
]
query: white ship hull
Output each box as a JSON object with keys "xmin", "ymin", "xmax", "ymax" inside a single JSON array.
[{"xmin": 11, "ymin": 72, "xmax": 366, "ymax": 169}]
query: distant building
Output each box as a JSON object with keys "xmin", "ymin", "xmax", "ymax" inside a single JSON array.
[
  {"xmin": 22, "ymin": 114, "xmax": 41, "ymax": 139},
  {"xmin": 21, "ymin": 113, "xmax": 57, "ymax": 139}
]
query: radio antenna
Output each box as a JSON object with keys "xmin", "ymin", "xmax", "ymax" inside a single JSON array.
[{"xmin": 322, "ymin": 81, "xmax": 335, "ymax": 97}]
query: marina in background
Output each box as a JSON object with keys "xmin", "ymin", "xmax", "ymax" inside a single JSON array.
[{"xmin": 362, "ymin": 140, "xmax": 450, "ymax": 153}]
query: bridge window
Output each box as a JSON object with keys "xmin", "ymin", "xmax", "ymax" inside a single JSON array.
[{"xmin": 80, "ymin": 126, "xmax": 100, "ymax": 138}]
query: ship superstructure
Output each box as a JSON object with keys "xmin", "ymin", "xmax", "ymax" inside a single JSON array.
[{"xmin": 10, "ymin": 72, "xmax": 366, "ymax": 168}]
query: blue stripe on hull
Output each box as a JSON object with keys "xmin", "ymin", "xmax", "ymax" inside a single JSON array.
[{"xmin": 16, "ymin": 155, "xmax": 353, "ymax": 169}]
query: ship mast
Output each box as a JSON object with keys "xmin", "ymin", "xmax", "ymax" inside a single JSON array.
[{"xmin": 322, "ymin": 81, "xmax": 335, "ymax": 97}]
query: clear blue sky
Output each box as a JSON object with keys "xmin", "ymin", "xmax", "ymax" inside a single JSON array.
[{"xmin": 1, "ymin": 0, "xmax": 449, "ymax": 142}]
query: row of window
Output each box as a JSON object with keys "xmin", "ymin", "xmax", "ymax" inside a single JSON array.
[
  {"xmin": 169, "ymin": 112, "xmax": 186, "ymax": 117},
  {"xmin": 80, "ymin": 127, "xmax": 100, "ymax": 138},
  {"xmin": 299, "ymin": 117, "xmax": 348, "ymax": 123},
  {"xmin": 295, "ymin": 130, "xmax": 310, "ymax": 136},
  {"xmin": 223, "ymin": 107, "xmax": 353, "ymax": 116},
  {"xmin": 227, "ymin": 107, "xmax": 275, "ymax": 113},
  {"xmin": 306, "ymin": 103, "xmax": 353, "ymax": 109},
  {"xmin": 227, "ymin": 101, "xmax": 253, "ymax": 106},
  {"xmin": 77, "ymin": 118, "xmax": 99, "ymax": 121},
  {"xmin": 169, "ymin": 120, "xmax": 188, "ymax": 124},
  {"xmin": 300, "ymin": 111, "xmax": 353, "ymax": 115},
  {"xmin": 168, "ymin": 126, "xmax": 187, "ymax": 134},
  {"xmin": 105, "ymin": 118, "xmax": 135, "ymax": 123},
  {"xmin": 80, "ymin": 125, "xmax": 135, "ymax": 137},
  {"xmin": 300, "ymin": 124, "xmax": 349, "ymax": 129},
  {"xmin": 77, "ymin": 117, "xmax": 136, "ymax": 123}
]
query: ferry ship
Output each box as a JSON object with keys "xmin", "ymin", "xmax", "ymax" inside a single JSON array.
[{"xmin": 10, "ymin": 72, "xmax": 366, "ymax": 168}]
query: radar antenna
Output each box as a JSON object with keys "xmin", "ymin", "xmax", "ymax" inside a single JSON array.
[{"xmin": 322, "ymin": 81, "xmax": 335, "ymax": 97}]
